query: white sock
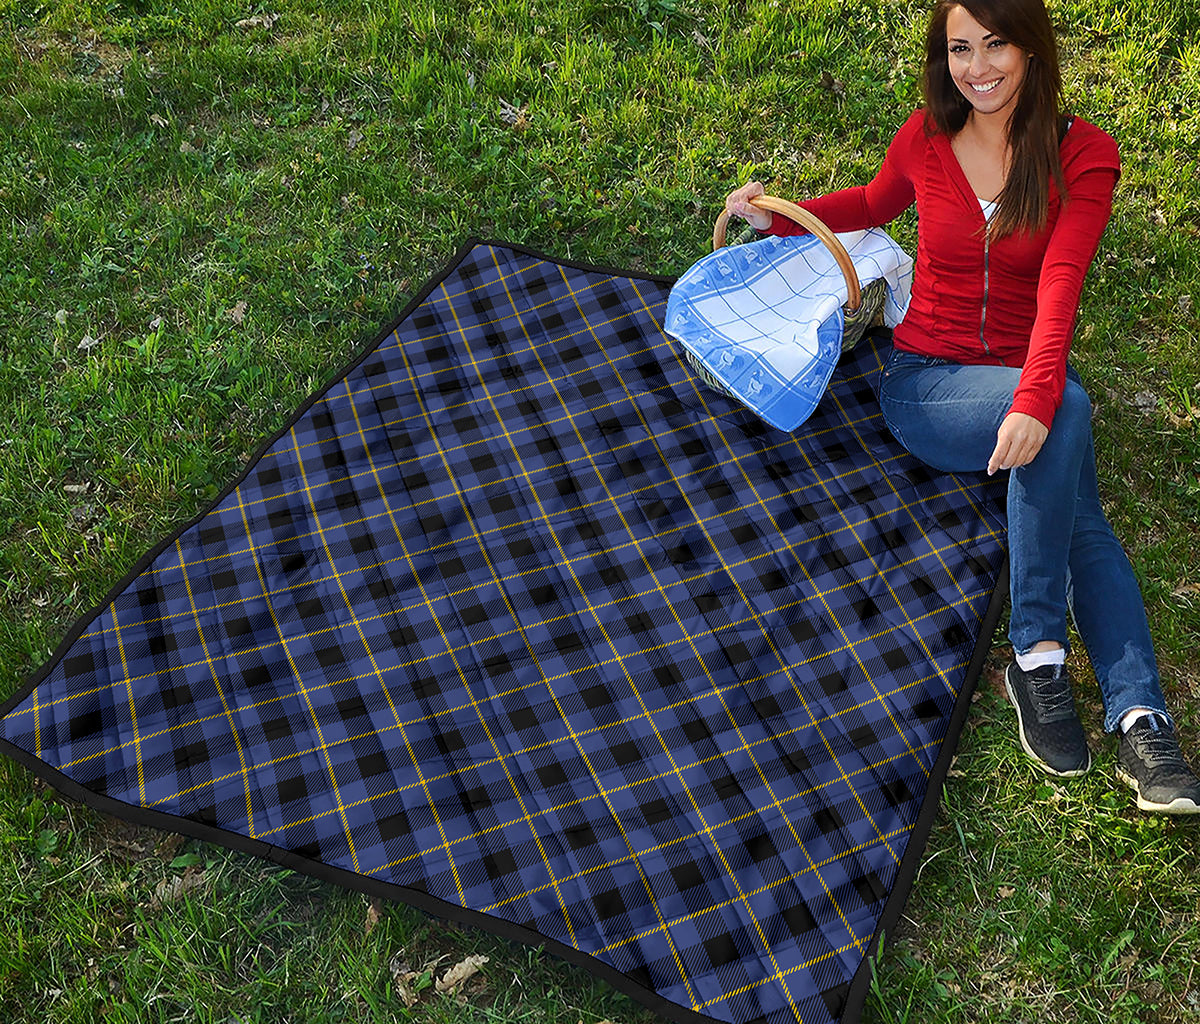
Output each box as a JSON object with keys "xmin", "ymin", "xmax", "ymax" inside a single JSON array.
[
  {"xmin": 1120, "ymin": 709, "xmax": 1164, "ymax": 733},
  {"xmin": 1015, "ymin": 648, "xmax": 1066, "ymax": 672}
]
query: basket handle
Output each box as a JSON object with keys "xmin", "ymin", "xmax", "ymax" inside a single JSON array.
[{"xmin": 713, "ymin": 195, "xmax": 862, "ymax": 312}]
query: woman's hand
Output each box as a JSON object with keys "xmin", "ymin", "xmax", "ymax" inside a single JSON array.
[
  {"xmin": 725, "ymin": 180, "xmax": 772, "ymax": 232},
  {"xmin": 987, "ymin": 412, "xmax": 1049, "ymax": 475}
]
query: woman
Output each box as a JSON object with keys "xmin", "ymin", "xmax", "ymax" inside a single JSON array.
[{"xmin": 725, "ymin": 0, "xmax": 1199, "ymax": 813}]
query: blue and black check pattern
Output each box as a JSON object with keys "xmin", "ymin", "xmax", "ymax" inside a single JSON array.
[{"xmin": 1, "ymin": 243, "xmax": 1006, "ymax": 1024}]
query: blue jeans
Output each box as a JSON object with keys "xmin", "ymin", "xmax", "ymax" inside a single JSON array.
[{"xmin": 878, "ymin": 348, "xmax": 1169, "ymax": 733}]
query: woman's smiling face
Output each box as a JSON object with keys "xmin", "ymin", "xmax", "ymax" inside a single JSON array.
[{"xmin": 945, "ymin": 5, "xmax": 1030, "ymax": 121}]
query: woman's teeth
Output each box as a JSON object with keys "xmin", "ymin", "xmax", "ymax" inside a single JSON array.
[{"xmin": 971, "ymin": 80, "xmax": 1000, "ymax": 93}]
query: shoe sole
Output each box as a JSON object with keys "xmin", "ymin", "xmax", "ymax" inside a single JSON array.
[
  {"xmin": 1004, "ymin": 665, "xmax": 1092, "ymax": 778},
  {"xmin": 1115, "ymin": 766, "xmax": 1200, "ymax": 815}
]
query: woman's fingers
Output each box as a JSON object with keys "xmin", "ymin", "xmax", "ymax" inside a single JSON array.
[
  {"xmin": 724, "ymin": 181, "xmax": 770, "ymax": 229},
  {"xmin": 986, "ymin": 435, "xmax": 1011, "ymax": 476},
  {"xmin": 988, "ymin": 413, "xmax": 1049, "ymax": 474},
  {"xmin": 728, "ymin": 180, "xmax": 763, "ymax": 206}
]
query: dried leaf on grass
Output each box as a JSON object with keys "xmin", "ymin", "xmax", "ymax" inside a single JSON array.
[
  {"xmin": 236, "ymin": 12, "xmax": 279, "ymax": 30},
  {"xmin": 389, "ymin": 952, "xmax": 443, "ymax": 1008},
  {"xmin": 365, "ymin": 895, "xmax": 384, "ymax": 935},
  {"xmin": 436, "ymin": 953, "xmax": 488, "ymax": 993},
  {"xmin": 392, "ymin": 968, "xmax": 420, "ymax": 1008},
  {"xmin": 155, "ymin": 833, "xmax": 184, "ymax": 860},
  {"xmin": 108, "ymin": 837, "xmax": 148, "ymax": 857},
  {"xmin": 1165, "ymin": 408, "xmax": 1200, "ymax": 429},
  {"xmin": 498, "ymin": 98, "xmax": 529, "ymax": 129},
  {"xmin": 227, "ymin": 300, "xmax": 248, "ymax": 324},
  {"xmin": 983, "ymin": 646, "xmax": 1011, "ymax": 699},
  {"xmin": 150, "ymin": 866, "xmax": 207, "ymax": 909},
  {"xmin": 818, "ymin": 71, "xmax": 845, "ymax": 95},
  {"xmin": 1132, "ymin": 390, "xmax": 1157, "ymax": 413}
]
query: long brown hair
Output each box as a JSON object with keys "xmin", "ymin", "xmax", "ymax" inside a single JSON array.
[{"xmin": 922, "ymin": 0, "xmax": 1069, "ymax": 240}]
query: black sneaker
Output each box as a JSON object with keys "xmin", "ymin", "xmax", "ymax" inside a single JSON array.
[
  {"xmin": 1116, "ymin": 715, "xmax": 1200, "ymax": 815},
  {"xmin": 1004, "ymin": 661, "xmax": 1092, "ymax": 777}
]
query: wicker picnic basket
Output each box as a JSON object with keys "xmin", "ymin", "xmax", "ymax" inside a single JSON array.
[{"xmin": 682, "ymin": 195, "xmax": 888, "ymax": 399}]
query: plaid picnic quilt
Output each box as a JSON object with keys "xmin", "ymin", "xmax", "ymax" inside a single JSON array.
[{"xmin": 0, "ymin": 240, "xmax": 1007, "ymax": 1024}]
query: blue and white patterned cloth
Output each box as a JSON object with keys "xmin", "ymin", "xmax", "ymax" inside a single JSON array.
[{"xmin": 665, "ymin": 229, "xmax": 914, "ymax": 432}]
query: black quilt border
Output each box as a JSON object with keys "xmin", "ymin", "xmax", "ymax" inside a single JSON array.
[{"xmin": 0, "ymin": 237, "xmax": 1009, "ymax": 1024}]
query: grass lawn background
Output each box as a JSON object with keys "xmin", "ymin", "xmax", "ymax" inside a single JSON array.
[{"xmin": 1, "ymin": 0, "xmax": 1198, "ymax": 1020}]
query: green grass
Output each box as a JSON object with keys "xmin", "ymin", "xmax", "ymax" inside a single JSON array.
[{"xmin": 2, "ymin": 0, "xmax": 1199, "ymax": 1020}]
